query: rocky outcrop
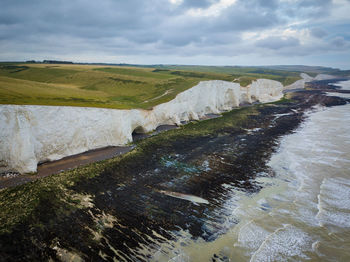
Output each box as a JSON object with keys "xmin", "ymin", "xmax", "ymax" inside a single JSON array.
[{"xmin": 0, "ymin": 78, "xmax": 302, "ymax": 174}]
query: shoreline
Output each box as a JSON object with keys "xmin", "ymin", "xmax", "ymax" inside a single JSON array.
[{"xmin": 0, "ymin": 79, "xmax": 349, "ymax": 261}]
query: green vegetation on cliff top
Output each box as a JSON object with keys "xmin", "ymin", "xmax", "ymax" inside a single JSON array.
[{"xmin": 0, "ymin": 63, "xmax": 300, "ymax": 109}]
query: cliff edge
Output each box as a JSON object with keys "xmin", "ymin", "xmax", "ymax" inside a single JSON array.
[{"xmin": 0, "ymin": 76, "xmax": 318, "ymax": 173}]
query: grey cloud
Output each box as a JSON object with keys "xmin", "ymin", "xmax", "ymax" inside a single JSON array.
[
  {"xmin": 299, "ymin": 0, "xmax": 331, "ymax": 7},
  {"xmin": 210, "ymin": 3, "xmax": 281, "ymax": 32},
  {"xmin": 311, "ymin": 28, "xmax": 328, "ymax": 38},
  {"xmin": 281, "ymin": 0, "xmax": 332, "ymax": 19},
  {"xmin": 244, "ymin": 0, "xmax": 279, "ymax": 9},
  {"xmin": 180, "ymin": 0, "xmax": 214, "ymax": 8},
  {"xmin": 0, "ymin": 0, "xmax": 283, "ymax": 44},
  {"xmin": 256, "ymin": 36, "xmax": 300, "ymax": 50},
  {"xmin": 0, "ymin": 0, "xmax": 349, "ymax": 68},
  {"xmin": 331, "ymin": 36, "xmax": 348, "ymax": 48}
]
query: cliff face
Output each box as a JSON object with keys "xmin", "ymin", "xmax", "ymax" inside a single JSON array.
[
  {"xmin": 0, "ymin": 78, "xmax": 303, "ymax": 174},
  {"xmin": 249, "ymin": 79, "xmax": 283, "ymax": 103},
  {"xmin": 0, "ymin": 106, "xmax": 142, "ymax": 173},
  {"xmin": 284, "ymin": 73, "xmax": 336, "ymax": 90}
]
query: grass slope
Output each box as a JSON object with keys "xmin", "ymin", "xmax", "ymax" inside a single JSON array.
[
  {"xmin": 0, "ymin": 63, "xmax": 301, "ymax": 109},
  {"xmin": 152, "ymin": 65, "xmax": 301, "ymax": 86}
]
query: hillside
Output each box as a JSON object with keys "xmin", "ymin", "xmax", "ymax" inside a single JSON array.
[{"xmin": 0, "ymin": 63, "xmax": 301, "ymax": 109}]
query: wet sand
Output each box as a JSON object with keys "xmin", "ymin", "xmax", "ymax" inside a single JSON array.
[{"xmin": 0, "ymin": 146, "xmax": 133, "ymax": 189}]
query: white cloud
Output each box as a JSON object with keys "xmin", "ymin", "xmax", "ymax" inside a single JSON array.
[
  {"xmin": 169, "ymin": 0, "xmax": 183, "ymax": 5},
  {"xmin": 187, "ymin": 0, "xmax": 237, "ymax": 17},
  {"xmin": 329, "ymin": 0, "xmax": 350, "ymax": 23}
]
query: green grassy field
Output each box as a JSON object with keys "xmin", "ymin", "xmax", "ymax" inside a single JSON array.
[
  {"xmin": 152, "ymin": 65, "xmax": 302, "ymax": 87},
  {"xmin": 0, "ymin": 63, "xmax": 301, "ymax": 109}
]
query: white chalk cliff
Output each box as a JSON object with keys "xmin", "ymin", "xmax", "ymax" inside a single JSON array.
[
  {"xmin": 0, "ymin": 75, "xmax": 328, "ymax": 174},
  {"xmin": 284, "ymin": 73, "xmax": 337, "ymax": 90},
  {"xmin": 284, "ymin": 73, "xmax": 312, "ymax": 90}
]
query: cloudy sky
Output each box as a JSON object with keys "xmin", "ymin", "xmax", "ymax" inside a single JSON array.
[{"xmin": 1, "ymin": 0, "xmax": 350, "ymax": 68}]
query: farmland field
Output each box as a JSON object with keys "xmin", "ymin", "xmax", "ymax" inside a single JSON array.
[{"xmin": 0, "ymin": 63, "xmax": 301, "ymax": 109}]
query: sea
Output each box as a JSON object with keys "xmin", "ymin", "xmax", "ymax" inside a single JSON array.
[{"xmin": 151, "ymin": 80, "xmax": 350, "ymax": 261}]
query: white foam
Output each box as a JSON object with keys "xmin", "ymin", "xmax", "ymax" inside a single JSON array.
[
  {"xmin": 316, "ymin": 177, "xmax": 350, "ymax": 228},
  {"xmin": 236, "ymin": 220, "xmax": 270, "ymax": 251},
  {"xmin": 332, "ymin": 80, "xmax": 350, "ymax": 90},
  {"xmin": 250, "ymin": 225, "xmax": 311, "ymax": 262}
]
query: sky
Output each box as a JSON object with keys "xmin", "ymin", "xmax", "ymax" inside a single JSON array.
[{"xmin": 1, "ymin": 0, "xmax": 350, "ymax": 69}]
